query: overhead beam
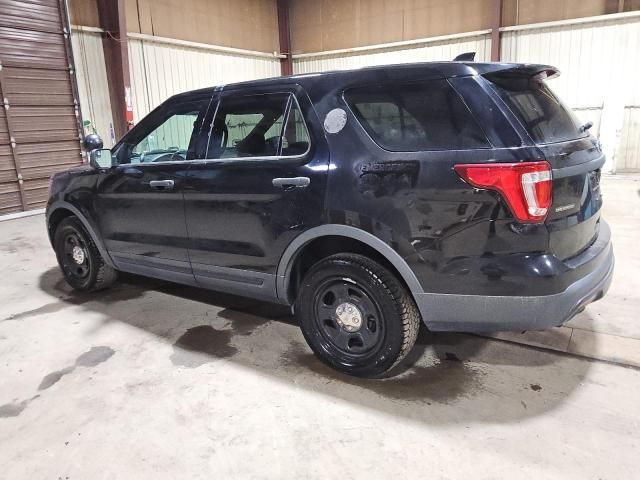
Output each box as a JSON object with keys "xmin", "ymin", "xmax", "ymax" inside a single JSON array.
[
  {"xmin": 277, "ymin": 0, "xmax": 293, "ymax": 76},
  {"xmin": 97, "ymin": 0, "xmax": 133, "ymax": 139},
  {"xmin": 491, "ymin": 0, "xmax": 503, "ymax": 61}
]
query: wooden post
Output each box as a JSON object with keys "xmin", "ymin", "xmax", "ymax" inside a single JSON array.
[
  {"xmin": 277, "ymin": 0, "xmax": 293, "ymax": 76},
  {"xmin": 491, "ymin": 0, "xmax": 503, "ymax": 62},
  {"xmin": 97, "ymin": 0, "xmax": 133, "ymax": 139}
]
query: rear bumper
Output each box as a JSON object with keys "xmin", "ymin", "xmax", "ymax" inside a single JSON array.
[{"xmin": 416, "ymin": 221, "xmax": 614, "ymax": 333}]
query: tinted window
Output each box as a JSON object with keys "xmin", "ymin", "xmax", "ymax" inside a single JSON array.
[
  {"xmin": 132, "ymin": 111, "xmax": 200, "ymax": 162},
  {"xmin": 207, "ymin": 93, "xmax": 309, "ymax": 159},
  {"xmin": 123, "ymin": 100, "xmax": 210, "ymax": 164},
  {"xmin": 486, "ymin": 73, "xmax": 587, "ymax": 144},
  {"xmin": 345, "ymin": 79, "xmax": 489, "ymax": 151},
  {"xmin": 281, "ymin": 101, "xmax": 310, "ymax": 156}
]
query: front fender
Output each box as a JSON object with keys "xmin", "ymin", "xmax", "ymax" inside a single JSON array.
[{"xmin": 46, "ymin": 201, "xmax": 115, "ymax": 268}]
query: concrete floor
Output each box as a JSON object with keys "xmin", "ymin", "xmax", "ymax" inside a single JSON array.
[{"xmin": 1, "ymin": 178, "xmax": 640, "ymax": 479}]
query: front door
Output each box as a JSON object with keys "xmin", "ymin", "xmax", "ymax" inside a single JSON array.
[
  {"xmin": 184, "ymin": 86, "xmax": 329, "ymax": 300},
  {"xmin": 95, "ymin": 93, "xmax": 213, "ymax": 284}
]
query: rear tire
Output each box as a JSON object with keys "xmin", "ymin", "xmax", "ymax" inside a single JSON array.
[
  {"xmin": 53, "ymin": 217, "xmax": 117, "ymax": 292},
  {"xmin": 295, "ymin": 253, "xmax": 420, "ymax": 378}
]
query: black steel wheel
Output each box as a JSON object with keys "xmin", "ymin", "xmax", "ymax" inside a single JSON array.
[
  {"xmin": 314, "ymin": 278, "xmax": 384, "ymax": 357},
  {"xmin": 53, "ymin": 217, "xmax": 117, "ymax": 292},
  {"xmin": 296, "ymin": 253, "xmax": 420, "ymax": 378},
  {"xmin": 60, "ymin": 229, "xmax": 91, "ymax": 282}
]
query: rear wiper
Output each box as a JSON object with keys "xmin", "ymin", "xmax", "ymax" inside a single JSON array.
[{"xmin": 579, "ymin": 121, "xmax": 594, "ymax": 133}]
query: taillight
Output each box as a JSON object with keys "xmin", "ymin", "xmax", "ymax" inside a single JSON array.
[{"xmin": 454, "ymin": 161, "xmax": 552, "ymax": 223}]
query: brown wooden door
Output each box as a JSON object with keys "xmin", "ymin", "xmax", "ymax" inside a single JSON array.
[{"xmin": 0, "ymin": 0, "xmax": 83, "ymax": 215}]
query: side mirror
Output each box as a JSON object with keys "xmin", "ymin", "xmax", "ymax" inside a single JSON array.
[
  {"xmin": 82, "ymin": 133, "xmax": 103, "ymax": 152},
  {"xmin": 89, "ymin": 148, "xmax": 114, "ymax": 169}
]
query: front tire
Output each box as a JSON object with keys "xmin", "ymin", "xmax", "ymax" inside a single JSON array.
[
  {"xmin": 295, "ymin": 253, "xmax": 420, "ymax": 378},
  {"xmin": 53, "ymin": 217, "xmax": 117, "ymax": 292}
]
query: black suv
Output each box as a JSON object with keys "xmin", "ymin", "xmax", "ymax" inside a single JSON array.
[{"xmin": 47, "ymin": 62, "xmax": 614, "ymax": 377}]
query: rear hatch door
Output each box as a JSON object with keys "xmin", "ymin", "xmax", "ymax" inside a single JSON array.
[{"xmin": 485, "ymin": 68, "xmax": 604, "ymax": 260}]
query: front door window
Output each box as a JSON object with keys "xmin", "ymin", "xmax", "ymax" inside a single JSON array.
[
  {"xmin": 119, "ymin": 99, "xmax": 211, "ymax": 164},
  {"xmin": 132, "ymin": 112, "xmax": 200, "ymax": 163}
]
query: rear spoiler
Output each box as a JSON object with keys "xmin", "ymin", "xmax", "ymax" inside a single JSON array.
[
  {"xmin": 450, "ymin": 56, "xmax": 561, "ymax": 81},
  {"xmin": 453, "ymin": 52, "xmax": 476, "ymax": 62},
  {"xmin": 484, "ymin": 64, "xmax": 561, "ymax": 81}
]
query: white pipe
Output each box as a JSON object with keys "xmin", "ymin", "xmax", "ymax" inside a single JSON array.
[
  {"xmin": 70, "ymin": 25, "xmax": 104, "ymax": 33},
  {"xmin": 71, "ymin": 26, "xmax": 283, "ymax": 60},
  {"xmin": 291, "ymin": 30, "xmax": 492, "ymax": 59},
  {"xmin": 73, "ymin": 10, "xmax": 640, "ymax": 62},
  {"xmin": 500, "ymin": 10, "xmax": 640, "ymax": 32},
  {"xmin": 127, "ymin": 32, "xmax": 285, "ymax": 59}
]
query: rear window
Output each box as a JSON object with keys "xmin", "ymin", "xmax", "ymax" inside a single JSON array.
[
  {"xmin": 486, "ymin": 73, "xmax": 587, "ymax": 144},
  {"xmin": 344, "ymin": 79, "xmax": 489, "ymax": 151}
]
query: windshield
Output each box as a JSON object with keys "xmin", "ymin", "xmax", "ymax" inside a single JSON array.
[{"xmin": 486, "ymin": 73, "xmax": 587, "ymax": 144}]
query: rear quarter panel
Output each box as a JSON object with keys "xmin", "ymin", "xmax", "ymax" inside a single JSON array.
[{"xmin": 313, "ymin": 76, "xmax": 555, "ymax": 295}]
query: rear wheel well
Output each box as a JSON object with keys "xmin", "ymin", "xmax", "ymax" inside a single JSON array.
[{"xmin": 287, "ymin": 235, "xmax": 412, "ymax": 303}]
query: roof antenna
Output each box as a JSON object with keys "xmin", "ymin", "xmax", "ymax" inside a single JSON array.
[{"xmin": 453, "ymin": 52, "xmax": 476, "ymax": 62}]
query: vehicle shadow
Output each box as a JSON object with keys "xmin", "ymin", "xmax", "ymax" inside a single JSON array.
[{"xmin": 38, "ymin": 266, "xmax": 593, "ymax": 424}]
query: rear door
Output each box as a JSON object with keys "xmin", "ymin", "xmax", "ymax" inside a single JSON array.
[
  {"xmin": 485, "ymin": 70, "xmax": 604, "ymax": 260},
  {"xmin": 183, "ymin": 85, "xmax": 329, "ymax": 301}
]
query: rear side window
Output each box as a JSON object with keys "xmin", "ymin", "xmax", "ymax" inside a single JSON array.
[
  {"xmin": 344, "ymin": 79, "xmax": 489, "ymax": 151},
  {"xmin": 206, "ymin": 93, "xmax": 310, "ymax": 159},
  {"xmin": 486, "ymin": 73, "xmax": 587, "ymax": 144},
  {"xmin": 281, "ymin": 102, "xmax": 310, "ymax": 156},
  {"xmin": 209, "ymin": 93, "xmax": 289, "ymax": 159}
]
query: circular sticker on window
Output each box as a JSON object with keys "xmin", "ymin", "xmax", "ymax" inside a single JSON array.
[{"xmin": 324, "ymin": 108, "xmax": 347, "ymax": 134}]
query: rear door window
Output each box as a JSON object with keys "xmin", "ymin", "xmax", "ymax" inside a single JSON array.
[
  {"xmin": 344, "ymin": 79, "xmax": 489, "ymax": 151},
  {"xmin": 485, "ymin": 73, "xmax": 587, "ymax": 144},
  {"xmin": 206, "ymin": 93, "xmax": 309, "ymax": 159},
  {"xmin": 281, "ymin": 101, "xmax": 310, "ymax": 156}
]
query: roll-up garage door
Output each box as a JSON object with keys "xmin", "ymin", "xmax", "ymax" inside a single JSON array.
[{"xmin": 0, "ymin": 0, "xmax": 83, "ymax": 215}]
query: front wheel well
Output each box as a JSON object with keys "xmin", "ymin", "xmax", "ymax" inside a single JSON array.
[
  {"xmin": 286, "ymin": 235, "xmax": 412, "ymax": 303},
  {"xmin": 47, "ymin": 208, "xmax": 75, "ymax": 242}
]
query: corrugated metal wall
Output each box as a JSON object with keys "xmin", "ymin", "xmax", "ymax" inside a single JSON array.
[
  {"xmin": 70, "ymin": 30, "xmax": 281, "ymax": 149},
  {"xmin": 70, "ymin": 27, "xmax": 115, "ymax": 147},
  {"xmin": 618, "ymin": 107, "xmax": 640, "ymax": 171},
  {"xmin": 501, "ymin": 13, "xmax": 640, "ymax": 172},
  {"xmin": 128, "ymin": 35, "xmax": 281, "ymax": 121},
  {"xmin": 0, "ymin": 0, "xmax": 83, "ymax": 215},
  {"xmin": 292, "ymin": 13, "xmax": 640, "ymax": 172},
  {"xmin": 67, "ymin": 12, "xmax": 640, "ymax": 172},
  {"xmin": 292, "ymin": 32, "xmax": 492, "ymax": 74}
]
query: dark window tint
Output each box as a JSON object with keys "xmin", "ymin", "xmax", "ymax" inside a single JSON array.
[
  {"xmin": 206, "ymin": 93, "xmax": 309, "ymax": 159},
  {"xmin": 281, "ymin": 101, "xmax": 310, "ymax": 156},
  {"xmin": 486, "ymin": 73, "xmax": 587, "ymax": 144},
  {"xmin": 344, "ymin": 79, "xmax": 489, "ymax": 151},
  {"xmin": 121, "ymin": 99, "xmax": 210, "ymax": 164},
  {"xmin": 132, "ymin": 111, "xmax": 201, "ymax": 161}
]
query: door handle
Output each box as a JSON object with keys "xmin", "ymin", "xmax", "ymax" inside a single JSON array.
[
  {"xmin": 120, "ymin": 167, "xmax": 144, "ymax": 178},
  {"xmin": 149, "ymin": 179, "xmax": 175, "ymax": 191},
  {"xmin": 272, "ymin": 177, "xmax": 310, "ymax": 189}
]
